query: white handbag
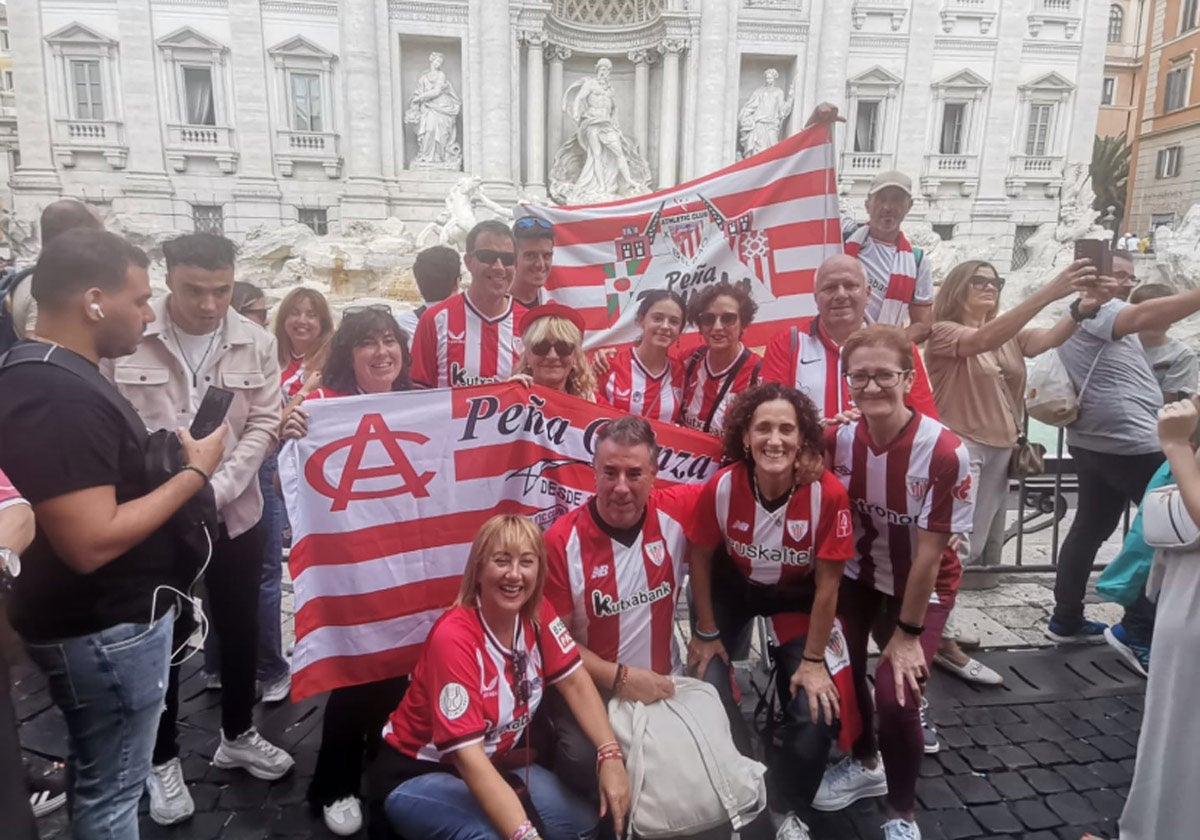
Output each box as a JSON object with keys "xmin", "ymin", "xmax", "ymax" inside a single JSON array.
[
  {"xmin": 607, "ymin": 676, "xmax": 767, "ymax": 839},
  {"xmin": 1141, "ymin": 483, "xmax": 1200, "ymax": 549},
  {"xmin": 1025, "ymin": 347, "xmax": 1103, "ymax": 428}
]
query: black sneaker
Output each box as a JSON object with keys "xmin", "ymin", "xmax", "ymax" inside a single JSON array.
[{"xmin": 29, "ymin": 764, "xmax": 67, "ymax": 817}]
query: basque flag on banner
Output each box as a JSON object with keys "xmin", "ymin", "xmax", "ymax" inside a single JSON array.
[
  {"xmin": 278, "ymin": 384, "xmax": 722, "ymax": 700},
  {"xmin": 520, "ymin": 124, "xmax": 842, "ymax": 350}
]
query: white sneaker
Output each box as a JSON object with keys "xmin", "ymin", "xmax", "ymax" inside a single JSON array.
[
  {"xmin": 146, "ymin": 757, "xmax": 195, "ymax": 826},
  {"xmin": 775, "ymin": 813, "xmax": 812, "ymax": 840},
  {"xmin": 811, "ymin": 755, "xmax": 888, "ymax": 812},
  {"xmin": 260, "ymin": 671, "xmax": 291, "ymax": 704},
  {"xmin": 323, "ymin": 796, "xmax": 364, "ymax": 836},
  {"xmin": 212, "ymin": 727, "xmax": 295, "ymax": 780},
  {"xmin": 919, "ymin": 696, "xmax": 940, "ymax": 755},
  {"xmin": 882, "ymin": 817, "xmax": 921, "ymax": 839}
]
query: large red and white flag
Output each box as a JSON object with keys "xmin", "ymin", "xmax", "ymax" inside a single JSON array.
[
  {"xmin": 278, "ymin": 384, "xmax": 722, "ymax": 700},
  {"xmin": 523, "ymin": 124, "xmax": 842, "ymax": 350}
]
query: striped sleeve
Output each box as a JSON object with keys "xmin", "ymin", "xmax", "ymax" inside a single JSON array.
[{"xmin": 921, "ymin": 432, "xmax": 973, "ymax": 535}]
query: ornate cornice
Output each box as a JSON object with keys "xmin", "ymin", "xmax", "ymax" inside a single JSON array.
[
  {"xmin": 848, "ymin": 34, "xmax": 907, "ymax": 52},
  {"xmin": 261, "ymin": 1, "xmax": 336, "ymax": 17},
  {"xmin": 1022, "ymin": 40, "xmax": 1083, "ymax": 56},
  {"xmin": 388, "ymin": 0, "xmax": 469, "ymax": 26},
  {"xmin": 934, "ymin": 36, "xmax": 997, "ymax": 52},
  {"xmin": 739, "ymin": 21, "xmax": 808, "ymax": 42}
]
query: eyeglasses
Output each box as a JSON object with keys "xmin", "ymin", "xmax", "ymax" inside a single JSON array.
[
  {"xmin": 472, "ymin": 249, "xmax": 517, "ymax": 267},
  {"xmin": 239, "ymin": 305, "xmax": 269, "ymax": 320},
  {"xmin": 509, "ymin": 648, "xmax": 532, "ymax": 706},
  {"xmin": 513, "ymin": 217, "xmax": 554, "ymax": 235},
  {"xmin": 530, "ymin": 339, "xmax": 575, "ymax": 357},
  {"xmin": 343, "ymin": 304, "xmax": 393, "ymax": 316},
  {"xmin": 968, "ymin": 276, "xmax": 1006, "ymax": 291},
  {"xmin": 843, "ymin": 369, "xmax": 911, "ymax": 389},
  {"xmin": 697, "ymin": 312, "xmax": 739, "ymax": 328}
]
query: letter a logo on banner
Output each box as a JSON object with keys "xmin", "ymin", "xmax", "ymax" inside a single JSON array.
[{"xmin": 305, "ymin": 413, "xmax": 436, "ymax": 512}]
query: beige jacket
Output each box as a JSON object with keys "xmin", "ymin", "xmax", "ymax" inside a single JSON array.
[{"xmin": 104, "ymin": 297, "xmax": 281, "ymax": 538}]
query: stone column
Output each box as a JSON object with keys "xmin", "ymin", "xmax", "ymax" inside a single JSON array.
[
  {"xmin": 693, "ymin": 0, "xmax": 734, "ymax": 174},
  {"xmin": 6, "ymin": 0, "xmax": 60, "ymax": 198},
  {"xmin": 228, "ymin": 0, "xmax": 282, "ymax": 231},
  {"xmin": 629, "ymin": 49, "xmax": 653, "ymax": 158},
  {"xmin": 523, "ymin": 31, "xmax": 548, "ymax": 193},
  {"xmin": 814, "ymin": 0, "xmax": 853, "ymax": 107},
  {"xmin": 115, "ymin": 0, "xmax": 173, "ymax": 222},
  {"xmin": 657, "ymin": 40, "xmax": 685, "ymax": 189},
  {"xmin": 474, "ymin": 0, "xmax": 514, "ymax": 186},
  {"xmin": 339, "ymin": 0, "xmax": 387, "ymax": 219},
  {"xmin": 546, "ymin": 46, "xmax": 571, "ymax": 166},
  {"xmin": 894, "ymin": 0, "xmax": 938, "ymax": 218}
]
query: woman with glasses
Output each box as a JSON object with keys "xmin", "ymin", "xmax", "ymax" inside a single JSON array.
[
  {"xmin": 279, "ymin": 307, "xmax": 414, "ymax": 835},
  {"xmin": 232, "ymin": 282, "xmax": 270, "ymax": 327},
  {"xmin": 924, "ymin": 260, "xmax": 1093, "ymax": 681},
  {"xmin": 275, "ymin": 287, "xmax": 335, "ymax": 399},
  {"xmin": 813, "ymin": 326, "xmax": 973, "ymax": 840},
  {"xmin": 514, "ymin": 302, "xmax": 596, "ymax": 401},
  {"xmin": 371, "ymin": 514, "xmax": 630, "ymax": 840},
  {"xmin": 685, "ymin": 383, "xmax": 854, "ymax": 833},
  {"xmin": 681, "ymin": 281, "xmax": 763, "ymax": 436},
  {"xmin": 596, "ymin": 290, "xmax": 686, "ymax": 422}
]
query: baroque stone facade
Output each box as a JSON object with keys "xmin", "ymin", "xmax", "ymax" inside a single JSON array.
[{"xmin": 4, "ymin": 0, "xmax": 1107, "ymax": 270}]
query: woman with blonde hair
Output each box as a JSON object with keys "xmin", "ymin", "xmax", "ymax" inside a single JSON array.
[
  {"xmin": 275, "ymin": 287, "xmax": 335, "ymax": 398},
  {"xmin": 515, "ymin": 302, "xmax": 596, "ymax": 400},
  {"xmin": 924, "ymin": 258, "xmax": 1095, "ymax": 682},
  {"xmin": 371, "ymin": 514, "xmax": 630, "ymax": 840}
]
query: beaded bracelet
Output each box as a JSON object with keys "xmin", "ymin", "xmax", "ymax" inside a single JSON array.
[
  {"xmin": 693, "ymin": 627, "xmax": 721, "ymax": 641},
  {"xmin": 509, "ymin": 821, "xmax": 533, "ymax": 840}
]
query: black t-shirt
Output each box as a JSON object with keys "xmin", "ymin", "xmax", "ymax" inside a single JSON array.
[{"xmin": 0, "ymin": 352, "xmax": 179, "ymax": 641}]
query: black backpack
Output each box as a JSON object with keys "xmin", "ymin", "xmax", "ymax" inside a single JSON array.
[{"xmin": 0, "ymin": 267, "xmax": 35, "ymax": 355}]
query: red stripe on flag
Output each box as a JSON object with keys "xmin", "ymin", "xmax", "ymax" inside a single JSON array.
[
  {"xmin": 293, "ymin": 645, "xmax": 424, "ymax": 702},
  {"xmin": 294, "ymin": 577, "xmax": 462, "ymax": 637}
]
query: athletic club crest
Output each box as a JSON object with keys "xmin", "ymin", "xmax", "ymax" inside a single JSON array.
[
  {"xmin": 906, "ymin": 475, "xmax": 930, "ymax": 500},
  {"xmin": 644, "ymin": 539, "xmax": 666, "ymax": 566},
  {"xmin": 786, "ymin": 519, "xmax": 809, "ymax": 542}
]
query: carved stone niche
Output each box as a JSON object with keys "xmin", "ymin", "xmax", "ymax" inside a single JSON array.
[
  {"xmin": 735, "ymin": 55, "xmax": 798, "ymax": 159},
  {"xmin": 399, "ymin": 37, "xmax": 465, "ymax": 172}
]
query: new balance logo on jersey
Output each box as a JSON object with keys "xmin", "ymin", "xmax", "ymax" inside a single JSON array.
[
  {"xmin": 786, "ymin": 520, "xmax": 809, "ymax": 541},
  {"xmin": 591, "ymin": 581, "xmax": 673, "ymax": 618},
  {"xmin": 590, "ymin": 564, "xmax": 611, "ymax": 580},
  {"xmin": 644, "ymin": 540, "xmax": 666, "ymax": 566},
  {"xmin": 731, "ymin": 519, "xmax": 752, "ymax": 532},
  {"xmin": 727, "ymin": 538, "xmax": 812, "ymax": 567},
  {"xmin": 852, "ymin": 497, "xmax": 917, "ymax": 525}
]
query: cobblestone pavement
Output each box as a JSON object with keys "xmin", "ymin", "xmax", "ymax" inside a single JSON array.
[{"xmin": 16, "ymin": 638, "xmax": 1144, "ymax": 840}]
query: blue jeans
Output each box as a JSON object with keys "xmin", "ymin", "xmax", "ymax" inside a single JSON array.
[
  {"xmin": 203, "ymin": 454, "xmax": 289, "ymax": 683},
  {"xmin": 24, "ymin": 606, "xmax": 174, "ymax": 840},
  {"xmin": 385, "ymin": 764, "xmax": 599, "ymax": 840}
]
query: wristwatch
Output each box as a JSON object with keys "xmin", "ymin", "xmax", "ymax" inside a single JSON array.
[
  {"xmin": 0, "ymin": 547, "xmax": 19, "ymax": 595},
  {"xmin": 1069, "ymin": 299, "xmax": 1098, "ymax": 323}
]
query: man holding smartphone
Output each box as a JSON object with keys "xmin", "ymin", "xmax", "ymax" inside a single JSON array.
[
  {"xmin": 0, "ymin": 229, "xmax": 227, "ymax": 838},
  {"xmin": 105, "ymin": 233, "xmax": 289, "ymax": 826}
]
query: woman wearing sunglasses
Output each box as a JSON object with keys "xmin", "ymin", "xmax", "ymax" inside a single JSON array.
[
  {"xmin": 815, "ymin": 325, "xmax": 973, "ymax": 840},
  {"xmin": 514, "ymin": 302, "xmax": 597, "ymax": 400},
  {"xmin": 372, "ymin": 514, "xmax": 630, "ymax": 840},
  {"xmin": 681, "ymin": 280, "xmax": 763, "ymax": 436},
  {"xmin": 924, "ymin": 259, "xmax": 1094, "ymax": 682},
  {"xmin": 596, "ymin": 290, "xmax": 686, "ymax": 422},
  {"xmin": 278, "ymin": 307, "xmax": 414, "ymax": 835}
]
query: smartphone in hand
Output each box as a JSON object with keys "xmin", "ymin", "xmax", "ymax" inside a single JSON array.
[
  {"xmin": 1074, "ymin": 239, "xmax": 1112, "ymax": 277},
  {"xmin": 190, "ymin": 387, "xmax": 234, "ymax": 439}
]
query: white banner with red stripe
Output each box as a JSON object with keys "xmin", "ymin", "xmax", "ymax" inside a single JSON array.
[
  {"xmin": 522, "ymin": 124, "xmax": 842, "ymax": 350},
  {"xmin": 279, "ymin": 383, "xmax": 723, "ymax": 700}
]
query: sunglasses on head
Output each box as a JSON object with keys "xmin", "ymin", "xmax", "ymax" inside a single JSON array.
[
  {"xmin": 530, "ymin": 339, "xmax": 575, "ymax": 357},
  {"xmin": 514, "ymin": 217, "xmax": 554, "ymax": 235},
  {"xmin": 968, "ymin": 276, "xmax": 1005, "ymax": 291},
  {"xmin": 698, "ymin": 312, "xmax": 739, "ymax": 328},
  {"xmin": 343, "ymin": 303, "xmax": 393, "ymax": 316},
  {"xmin": 472, "ymin": 249, "xmax": 516, "ymax": 267},
  {"xmin": 239, "ymin": 304, "xmax": 269, "ymax": 318}
]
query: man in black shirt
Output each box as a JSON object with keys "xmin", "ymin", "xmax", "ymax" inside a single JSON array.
[{"xmin": 0, "ymin": 229, "xmax": 225, "ymax": 839}]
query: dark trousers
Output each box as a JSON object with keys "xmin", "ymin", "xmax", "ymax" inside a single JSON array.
[
  {"xmin": 308, "ymin": 678, "xmax": 408, "ymax": 808},
  {"xmin": 838, "ymin": 578, "xmax": 950, "ymax": 816},
  {"xmin": 698, "ymin": 558, "xmax": 838, "ymax": 810},
  {"xmin": 2, "ymin": 660, "xmax": 38, "ymax": 840},
  {"xmin": 1053, "ymin": 447, "xmax": 1163, "ymax": 636},
  {"xmin": 154, "ymin": 522, "xmax": 264, "ymax": 763}
]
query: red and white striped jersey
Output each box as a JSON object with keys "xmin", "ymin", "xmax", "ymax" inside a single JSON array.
[
  {"xmin": 596, "ymin": 347, "xmax": 684, "ymax": 424},
  {"xmin": 410, "ymin": 294, "xmax": 526, "ymax": 388},
  {"xmin": 758, "ymin": 317, "xmax": 940, "ymax": 421},
  {"xmin": 689, "ymin": 462, "xmax": 855, "ymax": 586},
  {"xmin": 0, "ymin": 467, "xmax": 27, "ymax": 511},
  {"xmin": 679, "ymin": 347, "xmax": 762, "ymax": 436},
  {"xmin": 382, "ymin": 604, "xmax": 581, "ymax": 762},
  {"xmin": 825, "ymin": 413, "xmax": 972, "ymax": 602},
  {"xmin": 280, "ymin": 356, "xmax": 307, "ymax": 400},
  {"xmin": 543, "ymin": 485, "xmax": 701, "ymax": 676}
]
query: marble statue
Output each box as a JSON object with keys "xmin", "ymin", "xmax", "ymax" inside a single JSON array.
[
  {"xmin": 404, "ymin": 52, "xmax": 463, "ymax": 170},
  {"xmin": 549, "ymin": 58, "xmax": 651, "ymax": 205},
  {"xmin": 418, "ymin": 176, "xmax": 513, "ymax": 249},
  {"xmin": 737, "ymin": 69, "xmax": 794, "ymax": 159}
]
